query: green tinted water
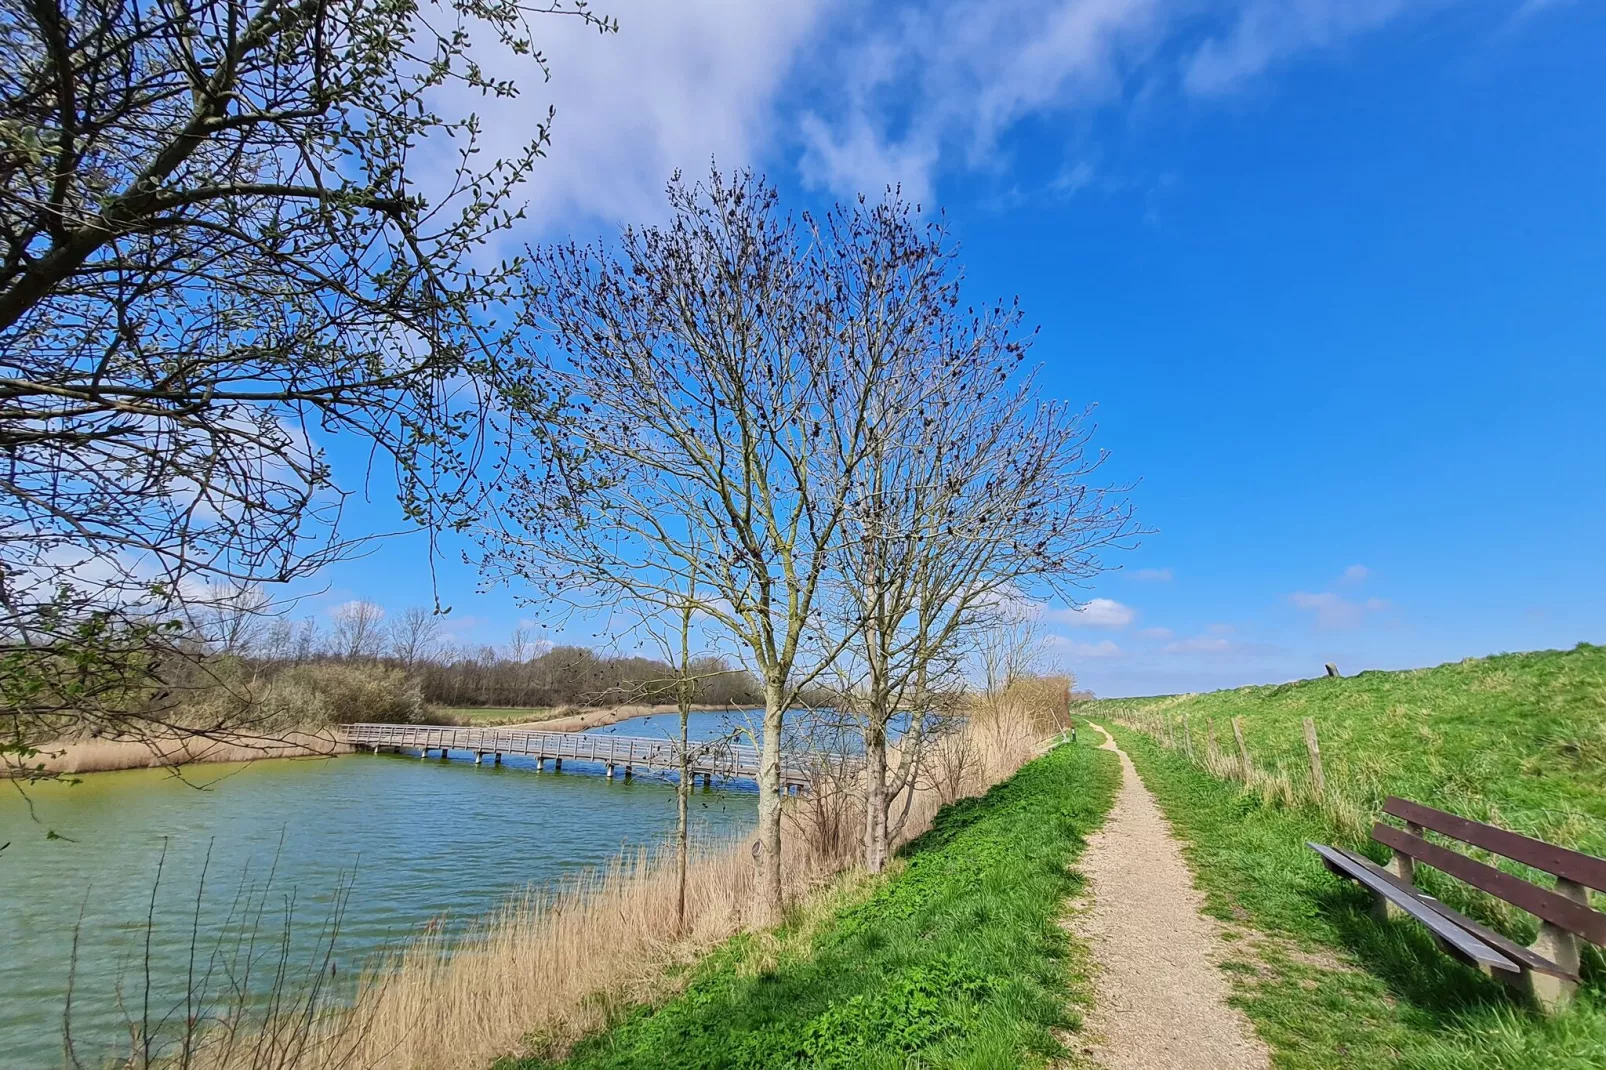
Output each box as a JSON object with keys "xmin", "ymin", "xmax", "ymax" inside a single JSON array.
[{"xmin": 0, "ymin": 730, "xmax": 754, "ymax": 1068}]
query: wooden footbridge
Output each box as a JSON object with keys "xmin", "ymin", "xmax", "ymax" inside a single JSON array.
[{"xmin": 339, "ymin": 723, "xmax": 823, "ymax": 791}]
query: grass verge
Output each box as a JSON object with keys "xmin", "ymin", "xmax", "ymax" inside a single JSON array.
[
  {"xmin": 504, "ymin": 734, "xmax": 1120, "ymax": 1070},
  {"xmin": 1105, "ymin": 721, "xmax": 1606, "ymax": 1069}
]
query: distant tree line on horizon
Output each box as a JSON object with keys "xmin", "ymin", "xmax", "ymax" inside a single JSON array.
[{"xmin": 193, "ymin": 595, "xmax": 777, "ymax": 712}]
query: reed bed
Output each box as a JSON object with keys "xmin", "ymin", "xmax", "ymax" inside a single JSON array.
[
  {"xmin": 162, "ymin": 710, "xmax": 1046, "ymax": 1070},
  {"xmin": 23, "ymin": 730, "xmax": 351, "ymax": 777}
]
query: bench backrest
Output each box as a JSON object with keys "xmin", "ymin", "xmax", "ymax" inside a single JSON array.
[{"xmin": 1376, "ymin": 796, "xmax": 1606, "ymax": 946}]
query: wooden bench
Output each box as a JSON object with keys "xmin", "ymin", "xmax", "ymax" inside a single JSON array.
[{"xmin": 1309, "ymin": 795, "xmax": 1606, "ymax": 1012}]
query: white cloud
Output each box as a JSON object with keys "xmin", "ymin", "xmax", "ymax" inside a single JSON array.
[
  {"xmin": 1137, "ymin": 626, "xmax": 1173, "ymax": 640},
  {"xmin": 1043, "ymin": 597, "xmax": 1137, "ymax": 629},
  {"xmin": 797, "ymin": 1, "xmax": 1164, "ymax": 201},
  {"xmin": 1047, "ymin": 636, "xmax": 1124, "ymax": 658},
  {"xmin": 438, "ymin": 0, "xmax": 829, "ymax": 235},
  {"xmin": 1183, "ymin": 0, "xmax": 1425, "ymax": 97},
  {"xmin": 1340, "ymin": 563, "xmax": 1371, "ymax": 584},
  {"xmin": 426, "ymin": 0, "xmax": 1482, "ymax": 240},
  {"xmin": 1133, "ymin": 567, "xmax": 1173, "ymax": 582},
  {"xmin": 796, "ymin": 0, "xmax": 1460, "ymax": 202},
  {"xmin": 1289, "ymin": 590, "xmax": 1388, "ymax": 630}
]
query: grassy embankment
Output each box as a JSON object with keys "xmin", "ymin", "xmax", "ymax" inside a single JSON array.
[
  {"xmin": 1093, "ymin": 642, "xmax": 1606, "ymax": 1069},
  {"xmin": 492, "ymin": 732, "xmax": 1120, "ymax": 1069}
]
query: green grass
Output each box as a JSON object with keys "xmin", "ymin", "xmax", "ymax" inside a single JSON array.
[
  {"xmin": 502, "ymin": 735, "xmax": 1121, "ymax": 1070},
  {"xmin": 1097, "ymin": 643, "xmax": 1606, "ymax": 859},
  {"xmin": 1088, "ymin": 642, "xmax": 1606, "ymax": 1069}
]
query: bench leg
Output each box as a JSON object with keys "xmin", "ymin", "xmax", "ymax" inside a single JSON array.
[
  {"xmin": 1373, "ymin": 828, "xmax": 1420, "ymax": 922},
  {"xmin": 1526, "ymin": 878, "xmax": 1585, "ymax": 1014}
]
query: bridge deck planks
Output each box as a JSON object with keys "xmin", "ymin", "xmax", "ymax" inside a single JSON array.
[{"xmin": 338, "ymin": 722, "xmax": 823, "ymax": 788}]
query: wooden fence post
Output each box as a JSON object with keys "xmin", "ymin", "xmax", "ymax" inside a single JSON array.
[
  {"xmin": 1302, "ymin": 717, "xmax": 1325, "ymax": 797},
  {"xmin": 1232, "ymin": 716, "xmax": 1251, "ymax": 780}
]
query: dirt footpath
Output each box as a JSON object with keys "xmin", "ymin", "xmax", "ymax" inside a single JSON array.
[{"xmin": 1069, "ymin": 722, "xmax": 1270, "ymax": 1070}]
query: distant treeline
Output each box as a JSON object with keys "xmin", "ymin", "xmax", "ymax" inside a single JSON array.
[{"xmin": 408, "ymin": 645, "xmax": 766, "ymax": 709}]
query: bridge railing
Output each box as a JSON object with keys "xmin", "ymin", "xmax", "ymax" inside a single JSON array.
[{"xmin": 337, "ymin": 723, "xmax": 844, "ymax": 783}]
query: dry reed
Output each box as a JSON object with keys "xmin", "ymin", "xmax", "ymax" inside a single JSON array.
[
  {"xmin": 167, "ymin": 709, "xmax": 1047, "ymax": 1070},
  {"xmin": 22, "ymin": 730, "xmax": 351, "ymax": 777}
]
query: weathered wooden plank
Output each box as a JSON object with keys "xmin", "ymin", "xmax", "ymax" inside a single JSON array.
[
  {"xmin": 1372, "ymin": 823, "xmax": 1606, "ymax": 945},
  {"xmin": 1382, "ymin": 797, "xmax": 1606, "ymax": 892},
  {"xmin": 1309, "ymin": 841, "xmax": 1518, "ymax": 973},
  {"xmin": 1332, "ymin": 847, "xmax": 1576, "ymax": 980}
]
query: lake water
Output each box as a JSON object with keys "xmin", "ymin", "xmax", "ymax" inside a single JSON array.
[{"xmin": 0, "ymin": 713, "xmax": 760, "ymax": 1068}]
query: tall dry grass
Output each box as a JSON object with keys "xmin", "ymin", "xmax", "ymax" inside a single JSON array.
[
  {"xmin": 26, "ymin": 730, "xmax": 351, "ymax": 776},
  {"xmin": 157, "ymin": 704, "xmax": 1048, "ymax": 1070}
]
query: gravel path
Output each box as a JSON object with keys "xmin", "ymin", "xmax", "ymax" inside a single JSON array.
[{"xmin": 1070, "ymin": 723, "xmax": 1271, "ymax": 1070}]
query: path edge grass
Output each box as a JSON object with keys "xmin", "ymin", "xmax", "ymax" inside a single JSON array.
[
  {"xmin": 499, "ymin": 734, "xmax": 1121, "ymax": 1069},
  {"xmin": 1104, "ymin": 719, "xmax": 1606, "ymax": 1070}
]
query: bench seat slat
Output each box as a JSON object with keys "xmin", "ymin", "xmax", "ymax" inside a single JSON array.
[
  {"xmin": 1331, "ymin": 847, "xmax": 1577, "ymax": 981},
  {"xmin": 1384, "ymin": 797, "xmax": 1606, "ymax": 893},
  {"xmin": 1307, "ymin": 842, "xmax": 1520, "ymax": 974},
  {"xmin": 1373, "ymin": 823, "xmax": 1606, "ymax": 946}
]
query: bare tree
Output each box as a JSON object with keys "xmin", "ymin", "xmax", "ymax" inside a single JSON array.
[
  {"xmin": 187, "ymin": 585, "xmax": 274, "ymax": 657},
  {"xmin": 822, "ymin": 195, "xmax": 1138, "ymax": 872},
  {"xmin": 291, "ymin": 616, "xmax": 319, "ymax": 664},
  {"xmin": 0, "ymin": 0, "xmax": 614, "ymax": 765},
  {"xmin": 976, "ymin": 600, "xmax": 1045, "ymax": 700},
  {"xmin": 483, "ymin": 170, "xmax": 937, "ymax": 921},
  {"xmin": 387, "ymin": 607, "xmax": 442, "ymax": 672},
  {"xmin": 329, "ymin": 601, "xmax": 385, "ymax": 661}
]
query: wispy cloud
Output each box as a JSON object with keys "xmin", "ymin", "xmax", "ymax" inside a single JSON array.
[
  {"xmin": 1137, "ymin": 626, "xmax": 1174, "ymax": 640},
  {"xmin": 1047, "ymin": 636, "xmax": 1124, "ymax": 658},
  {"xmin": 1289, "ymin": 591, "xmax": 1388, "ymax": 630},
  {"xmin": 435, "ymin": 0, "xmax": 830, "ymax": 235},
  {"xmin": 438, "ymin": 0, "xmax": 1492, "ymax": 241},
  {"xmin": 1340, "ymin": 563, "xmax": 1371, "ymax": 585},
  {"xmin": 1042, "ymin": 597, "xmax": 1137, "ymax": 629},
  {"xmin": 1161, "ymin": 632, "xmax": 1285, "ymax": 657},
  {"xmin": 1183, "ymin": 0, "xmax": 1423, "ymax": 96},
  {"xmin": 1133, "ymin": 567, "xmax": 1174, "ymax": 582}
]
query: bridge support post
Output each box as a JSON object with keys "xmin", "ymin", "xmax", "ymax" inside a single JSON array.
[
  {"xmin": 440, "ymin": 748, "xmax": 450, "ymax": 760},
  {"xmin": 605, "ymin": 762, "xmax": 615, "ymax": 779},
  {"xmin": 701, "ymin": 773, "xmax": 711, "ymax": 789},
  {"xmin": 420, "ymin": 748, "xmax": 429, "ymax": 760},
  {"xmin": 624, "ymin": 765, "xmax": 632, "ymax": 780},
  {"xmin": 536, "ymin": 757, "xmax": 545, "ymax": 771},
  {"xmin": 554, "ymin": 758, "xmax": 561, "ymax": 771},
  {"xmin": 494, "ymin": 753, "xmax": 502, "ymax": 766},
  {"xmin": 474, "ymin": 752, "xmax": 484, "ymax": 765}
]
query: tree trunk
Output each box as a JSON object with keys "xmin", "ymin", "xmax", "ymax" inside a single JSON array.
[
  {"xmin": 753, "ymin": 678, "xmax": 786, "ymax": 922},
  {"xmin": 863, "ymin": 719, "xmax": 889, "ymax": 873},
  {"xmin": 676, "ymin": 703, "xmax": 690, "ymax": 934}
]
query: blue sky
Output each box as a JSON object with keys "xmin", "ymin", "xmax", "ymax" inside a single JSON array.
[{"xmin": 302, "ymin": 0, "xmax": 1604, "ymax": 697}]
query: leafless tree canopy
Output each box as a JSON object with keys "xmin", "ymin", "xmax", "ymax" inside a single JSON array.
[
  {"xmin": 479, "ymin": 168, "xmax": 1136, "ymax": 911},
  {"xmin": 486, "ymin": 169, "xmax": 964, "ymax": 919},
  {"xmin": 0, "ymin": 0, "xmax": 612, "ymax": 749}
]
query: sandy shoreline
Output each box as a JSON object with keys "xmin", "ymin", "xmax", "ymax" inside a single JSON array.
[
  {"xmin": 13, "ymin": 705, "xmax": 762, "ymax": 778},
  {"xmin": 498, "ymin": 703, "xmax": 760, "ymax": 733}
]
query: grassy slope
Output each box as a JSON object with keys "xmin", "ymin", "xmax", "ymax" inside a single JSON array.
[
  {"xmin": 1090, "ymin": 643, "xmax": 1606, "ymax": 1069},
  {"xmin": 502, "ymin": 735, "xmax": 1120, "ymax": 1070}
]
